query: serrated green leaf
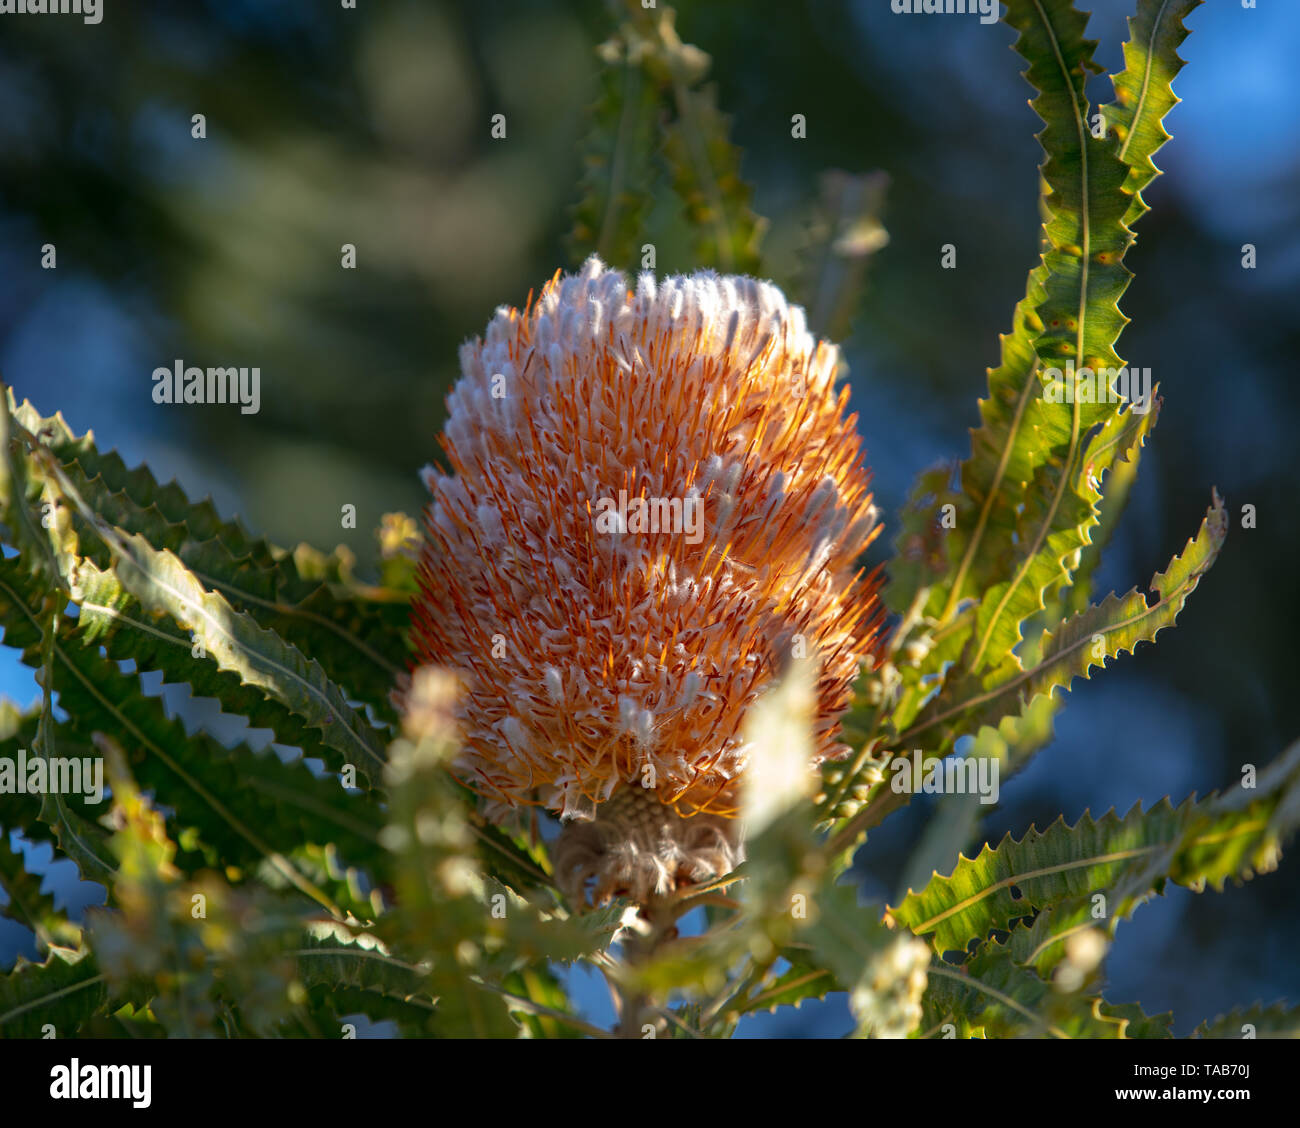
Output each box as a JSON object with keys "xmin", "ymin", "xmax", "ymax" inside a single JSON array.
[
  {"xmin": 0, "ymin": 388, "xmax": 77, "ymax": 591},
  {"xmin": 10, "ymin": 395, "xmax": 409, "ymax": 727},
  {"xmin": 71, "ymin": 559, "xmax": 384, "ymax": 792},
  {"xmin": 901, "ymin": 0, "xmax": 1166, "ymax": 710},
  {"xmin": 639, "ymin": 7, "xmax": 764, "ymax": 273},
  {"xmin": 0, "ymin": 555, "xmax": 374, "ymax": 913},
  {"xmin": 923, "ymin": 939, "xmax": 1167, "ymax": 1039},
  {"xmin": 289, "ymin": 924, "xmax": 439, "ymax": 1036},
  {"xmin": 928, "ymin": 263, "xmax": 1054, "ymax": 630},
  {"xmin": 890, "ymin": 738, "xmax": 1300, "ymax": 958},
  {"xmin": 0, "ymin": 702, "xmax": 90, "ymax": 840},
  {"xmin": 904, "ymin": 490, "xmax": 1224, "ymax": 746},
  {"xmin": 1053, "ymin": 391, "xmax": 1160, "ymax": 618},
  {"xmin": 567, "ymin": 32, "xmax": 663, "ymax": 268},
  {"xmin": 957, "ymin": 0, "xmax": 1135, "ymax": 672},
  {"xmin": 23, "ymin": 447, "xmax": 390, "ymax": 787},
  {"xmin": 1193, "ymin": 1002, "xmax": 1300, "ymax": 1040},
  {"xmin": 738, "ymin": 952, "xmax": 837, "ymax": 1017},
  {"xmin": 0, "ymin": 947, "xmax": 107, "ymax": 1038},
  {"xmin": 662, "ymin": 82, "xmax": 765, "ymax": 274},
  {"xmin": 0, "ymin": 568, "xmax": 116, "ymax": 885},
  {"xmin": 891, "ymin": 697, "xmax": 1060, "ymax": 903},
  {"xmin": 0, "ymin": 835, "xmax": 80, "ymax": 950},
  {"xmin": 1102, "ymin": 0, "xmax": 1203, "ymax": 229}
]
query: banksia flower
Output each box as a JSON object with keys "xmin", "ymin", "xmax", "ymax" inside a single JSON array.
[{"xmin": 411, "ymin": 256, "xmax": 882, "ymax": 904}]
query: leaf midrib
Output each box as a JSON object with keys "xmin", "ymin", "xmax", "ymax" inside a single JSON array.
[{"xmin": 969, "ymin": 0, "xmax": 1093, "ymax": 672}]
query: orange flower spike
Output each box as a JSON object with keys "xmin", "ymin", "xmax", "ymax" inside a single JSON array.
[{"xmin": 412, "ymin": 256, "xmax": 883, "ymax": 904}]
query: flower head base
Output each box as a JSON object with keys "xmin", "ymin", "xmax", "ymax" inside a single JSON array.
[
  {"xmin": 412, "ymin": 256, "xmax": 882, "ymax": 902},
  {"xmin": 551, "ymin": 785, "xmax": 742, "ymax": 907}
]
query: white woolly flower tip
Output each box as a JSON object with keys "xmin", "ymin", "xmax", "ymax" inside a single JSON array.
[
  {"xmin": 460, "ymin": 255, "xmax": 829, "ymax": 398},
  {"xmin": 414, "ymin": 256, "xmax": 883, "ymax": 823}
]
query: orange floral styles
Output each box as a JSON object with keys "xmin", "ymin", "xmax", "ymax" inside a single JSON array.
[{"xmin": 411, "ymin": 256, "xmax": 883, "ymax": 901}]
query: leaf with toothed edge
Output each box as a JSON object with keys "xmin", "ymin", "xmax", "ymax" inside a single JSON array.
[
  {"xmin": 1048, "ymin": 390, "xmax": 1161, "ymax": 620},
  {"xmin": 921, "ymin": 934, "xmax": 1173, "ymax": 1039},
  {"xmin": 646, "ymin": 7, "xmax": 766, "ymax": 274},
  {"xmin": 662, "ymin": 82, "xmax": 766, "ymax": 275},
  {"xmin": 738, "ymin": 951, "xmax": 837, "ymax": 1017},
  {"xmin": 0, "ymin": 559, "xmax": 387, "ymax": 895},
  {"xmin": 1101, "ymin": 0, "xmax": 1204, "ymax": 230},
  {"xmin": 567, "ymin": 27, "xmax": 664, "ymax": 270},
  {"xmin": 0, "ymin": 834, "xmax": 80, "ymax": 950},
  {"xmin": 904, "ymin": 488, "xmax": 1224, "ymax": 748},
  {"xmin": 0, "ymin": 947, "xmax": 108, "ymax": 1038},
  {"xmin": 288, "ymin": 925, "xmax": 440, "ymax": 1030},
  {"xmin": 1193, "ymin": 1002, "xmax": 1300, "ymax": 1040},
  {"xmin": 888, "ymin": 0, "xmax": 1202, "ymax": 720},
  {"xmin": 9, "ymin": 394, "xmax": 410, "ymax": 728},
  {"xmin": 36, "ymin": 455, "xmax": 389, "ymax": 786},
  {"xmin": 0, "ymin": 564, "xmax": 118, "ymax": 886},
  {"xmin": 890, "ymin": 737, "xmax": 1300, "ymax": 960},
  {"xmin": 70, "ymin": 555, "xmax": 388, "ymax": 790},
  {"xmin": 4, "ymin": 394, "xmax": 395, "ymax": 788},
  {"xmin": 931, "ymin": 936, "xmax": 1172, "ymax": 1040},
  {"xmin": 960, "ymin": 1, "xmax": 1134, "ymax": 675}
]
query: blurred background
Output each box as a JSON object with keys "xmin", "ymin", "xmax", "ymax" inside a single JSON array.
[{"xmin": 1, "ymin": 0, "xmax": 1296, "ymax": 1036}]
